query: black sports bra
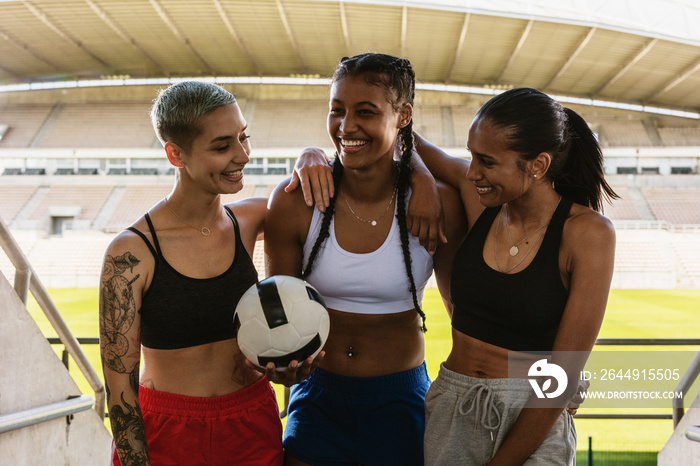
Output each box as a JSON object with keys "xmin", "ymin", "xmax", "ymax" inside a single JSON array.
[
  {"xmin": 450, "ymin": 198, "xmax": 572, "ymax": 352},
  {"xmin": 128, "ymin": 206, "xmax": 258, "ymax": 349}
]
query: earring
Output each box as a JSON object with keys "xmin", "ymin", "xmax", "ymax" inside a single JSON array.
[{"xmin": 533, "ymin": 174, "xmax": 537, "ymax": 178}]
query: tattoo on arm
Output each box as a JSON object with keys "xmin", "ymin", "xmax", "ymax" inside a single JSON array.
[
  {"xmin": 110, "ymin": 392, "xmax": 150, "ymax": 465},
  {"xmin": 100, "ymin": 252, "xmax": 141, "ymax": 374},
  {"xmin": 129, "ymin": 363, "xmax": 140, "ymax": 396}
]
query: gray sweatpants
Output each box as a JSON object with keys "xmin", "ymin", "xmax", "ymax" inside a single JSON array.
[{"xmin": 424, "ymin": 363, "xmax": 576, "ymax": 466}]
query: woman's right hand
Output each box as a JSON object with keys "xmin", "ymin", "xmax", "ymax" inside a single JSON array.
[
  {"xmin": 239, "ymin": 351, "xmax": 326, "ymax": 387},
  {"xmin": 285, "ymin": 147, "xmax": 334, "ymax": 212}
]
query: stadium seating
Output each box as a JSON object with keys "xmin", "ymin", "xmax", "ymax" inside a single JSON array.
[
  {"xmin": 641, "ymin": 188, "xmax": 700, "ymax": 224},
  {"xmin": 27, "ymin": 185, "xmax": 114, "ymax": 224},
  {"xmin": 102, "ymin": 184, "xmax": 173, "ymax": 232},
  {"xmin": 248, "ymin": 99, "xmax": 329, "ymax": 149},
  {"xmin": 670, "ymin": 234, "xmax": 700, "ymax": 287},
  {"xmin": 600, "ymin": 185, "xmax": 644, "ymax": 221},
  {"xmin": 597, "ymin": 118, "xmax": 654, "ymax": 147},
  {"xmin": 32, "ymin": 103, "xmax": 154, "ymax": 148},
  {"xmin": 0, "ymin": 185, "xmax": 38, "ymax": 224},
  {"xmin": 658, "ymin": 127, "xmax": 700, "ymax": 146},
  {"xmin": 0, "ymin": 104, "xmax": 54, "ymax": 148}
]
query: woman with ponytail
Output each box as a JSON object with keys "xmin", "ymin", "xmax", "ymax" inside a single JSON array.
[
  {"xmin": 265, "ymin": 53, "xmax": 466, "ymax": 466},
  {"xmin": 413, "ymin": 87, "xmax": 617, "ymax": 465}
]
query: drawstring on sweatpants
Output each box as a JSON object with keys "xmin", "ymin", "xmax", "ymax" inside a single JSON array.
[{"xmin": 457, "ymin": 383, "xmax": 502, "ymax": 441}]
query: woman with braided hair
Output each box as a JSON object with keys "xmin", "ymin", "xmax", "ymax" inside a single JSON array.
[{"xmin": 265, "ymin": 53, "xmax": 466, "ymax": 465}]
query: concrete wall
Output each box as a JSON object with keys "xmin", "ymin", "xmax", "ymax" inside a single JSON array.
[
  {"xmin": 658, "ymin": 396, "xmax": 700, "ymax": 465},
  {"xmin": 0, "ymin": 271, "xmax": 111, "ymax": 465}
]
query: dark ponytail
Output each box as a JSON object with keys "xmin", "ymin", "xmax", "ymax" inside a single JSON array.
[
  {"xmin": 475, "ymin": 87, "xmax": 618, "ymax": 212},
  {"xmin": 556, "ymin": 108, "xmax": 618, "ymax": 211}
]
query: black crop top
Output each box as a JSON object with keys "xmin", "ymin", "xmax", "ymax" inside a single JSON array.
[
  {"xmin": 450, "ymin": 198, "xmax": 572, "ymax": 352},
  {"xmin": 128, "ymin": 206, "xmax": 258, "ymax": 350}
]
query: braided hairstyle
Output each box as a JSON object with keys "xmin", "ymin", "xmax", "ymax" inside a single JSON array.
[
  {"xmin": 301, "ymin": 53, "xmax": 427, "ymax": 331},
  {"xmin": 474, "ymin": 87, "xmax": 618, "ymax": 211}
]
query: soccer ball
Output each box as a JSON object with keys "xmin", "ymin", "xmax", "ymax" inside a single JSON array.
[{"xmin": 234, "ymin": 275, "xmax": 330, "ymax": 371}]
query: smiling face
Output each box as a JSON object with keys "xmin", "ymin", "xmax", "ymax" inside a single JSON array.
[
  {"xmin": 175, "ymin": 103, "xmax": 251, "ymax": 195},
  {"xmin": 327, "ymin": 74, "xmax": 410, "ymax": 172},
  {"xmin": 466, "ymin": 117, "xmax": 534, "ymax": 207}
]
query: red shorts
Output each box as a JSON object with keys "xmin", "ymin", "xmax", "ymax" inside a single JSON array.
[{"xmin": 111, "ymin": 377, "xmax": 283, "ymax": 466}]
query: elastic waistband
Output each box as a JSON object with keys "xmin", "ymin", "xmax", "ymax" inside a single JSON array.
[
  {"xmin": 435, "ymin": 363, "xmax": 530, "ymax": 396},
  {"xmin": 139, "ymin": 376, "xmax": 274, "ymax": 417},
  {"xmin": 308, "ymin": 362, "xmax": 429, "ymax": 394}
]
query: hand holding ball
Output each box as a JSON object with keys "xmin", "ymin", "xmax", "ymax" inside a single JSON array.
[{"xmin": 234, "ymin": 275, "xmax": 330, "ymax": 371}]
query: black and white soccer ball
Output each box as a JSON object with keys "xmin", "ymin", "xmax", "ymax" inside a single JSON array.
[{"xmin": 234, "ymin": 275, "xmax": 330, "ymax": 371}]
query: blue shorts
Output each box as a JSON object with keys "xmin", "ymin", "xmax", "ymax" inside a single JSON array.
[{"xmin": 283, "ymin": 362, "xmax": 431, "ymax": 466}]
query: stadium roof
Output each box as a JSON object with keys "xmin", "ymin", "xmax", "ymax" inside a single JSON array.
[{"xmin": 2, "ymin": 0, "xmax": 700, "ymax": 115}]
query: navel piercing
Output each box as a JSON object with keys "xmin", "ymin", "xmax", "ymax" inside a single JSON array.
[{"xmin": 347, "ymin": 346, "xmax": 354, "ymax": 357}]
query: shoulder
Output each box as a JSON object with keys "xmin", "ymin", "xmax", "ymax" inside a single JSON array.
[
  {"xmin": 268, "ymin": 177, "xmax": 313, "ymax": 220},
  {"xmin": 563, "ymin": 203, "xmax": 616, "ymax": 263},
  {"xmin": 266, "ymin": 177, "xmax": 315, "ymax": 241},
  {"xmin": 223, "ymin": 196, "xmax": 267, "ymax": 245},
  {"xmin": 105, "ymin": 224, "xmax": 150, "ymax": 258},
  {"xmin": 101, "ymin": 228, "xmax": 153, "ymax": 289},
  {"xmin": 566, "ymin": 203, "xmax": 615, "ymax": 243},
  {"xmin": 225, "ymin": 196, "xmax": 267, "ymax": 222}
]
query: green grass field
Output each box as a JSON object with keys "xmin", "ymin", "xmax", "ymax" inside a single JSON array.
[{"xmin": 26, "ymin": 288, "xmax": 700, "ymax": 465}]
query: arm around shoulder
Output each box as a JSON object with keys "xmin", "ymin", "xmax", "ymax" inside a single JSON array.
[
  {"xmin": 432, "ymin": 182, "xmax": 468, "ymax": 317},
  {"xmin": 413, "ymin": 131, "xmax": 470, "ymax": 192}
]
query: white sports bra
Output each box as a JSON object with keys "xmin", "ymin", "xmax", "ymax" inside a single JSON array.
[{"xmin": 302, "ymin": 197, "xmax": 433, "ymax": 314}]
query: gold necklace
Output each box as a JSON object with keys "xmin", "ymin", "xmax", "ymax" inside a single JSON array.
[
  {"xmin": 494, "ymin": 213, "xmax": 545, "ymax": 273},
  {"xmin": 503, "ymin": 202, "xmax": 551, "ymax": 256},
  {"xmin": 342, "ymin": 188, "xmax": 397, "ymax": 227},
  {"xmin": 494, "ymin": 197, "xmax": 562, "ymax": 273},
  {"xmin": 164, "ymin": 197, "xmax": 222, "ymax": 236}
]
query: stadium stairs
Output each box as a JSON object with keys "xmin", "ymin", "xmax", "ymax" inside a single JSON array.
[{"xmin": 0, "ymin": 219, "xmax": 111, "ymax": 465}]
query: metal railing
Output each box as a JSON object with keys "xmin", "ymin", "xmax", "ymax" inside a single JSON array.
[
  {"xmin": 0, "ymin": 395, "xmax": 94, "ymax": 434},
  {"xmin": 0, "ymin": 217, "xmax": 105, "ymax": 420},
  {"xmin": 686, "ymin": 425, "xmax": 700, "ymax": 442},
  {"xmin": 673, "ymin": 350, "xmax": 700, "ymax": 427}
]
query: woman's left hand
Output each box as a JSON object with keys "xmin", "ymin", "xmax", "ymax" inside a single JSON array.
[{"xmin": 285, "ymin": 147, "xmax": 334, "ymax": 212}]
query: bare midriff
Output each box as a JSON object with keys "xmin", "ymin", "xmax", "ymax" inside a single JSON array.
[
  {"xmin": 319, "ymin": 308, "xmax": 425, "ymax": 378},
  {"xmin": 445, "ymin": 329, "xmax": 547, "ymax": 379},
  {"xmin": 141, "ymin": 338, "xmax": 253, "ymax": 397}
]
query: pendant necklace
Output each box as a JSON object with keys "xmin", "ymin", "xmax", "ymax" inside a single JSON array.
[
  {"xmin": 494, "ymin": 214, "xmax": 546, "ymax": 273},
  {"xmin": 502, "ymin": 198, "xmax": 561, "ymax": 256},
  {"xmin": 164, "ymin": 197, "xmax": 222, "ymax": 236},
  {"xmin": 494, "ymin": 197, "xmax": 562, "ymax": 273},
  {"xmin": 343, "ymin": 188, "xmax": 397, "ymax": 227}
]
